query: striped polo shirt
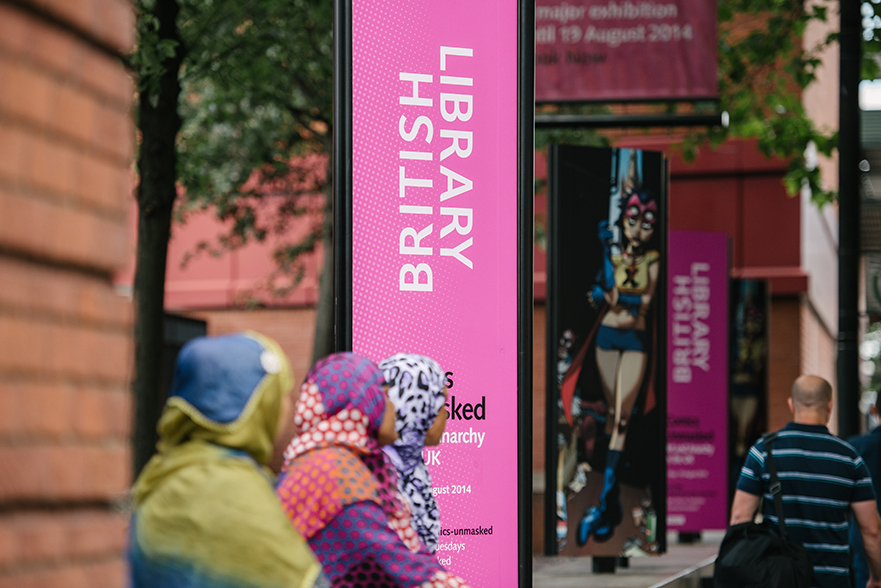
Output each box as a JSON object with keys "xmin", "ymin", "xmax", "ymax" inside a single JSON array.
[{"xmin": 737, "ymin": 422, "xmax": 876, "ymax": 588}]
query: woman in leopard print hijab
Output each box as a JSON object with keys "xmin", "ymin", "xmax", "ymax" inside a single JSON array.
[{"xmin": 379, "ymin": 353, "xmax": 448, "ymax": 554}]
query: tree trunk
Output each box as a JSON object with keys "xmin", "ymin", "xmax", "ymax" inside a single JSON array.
[
  {"xmin": 132, "ymin": 0, "xmax": 184, "ymax": 479},
  {"xmin": 312, "ymin": 151, "xmax": 336, "ymax": 362}
]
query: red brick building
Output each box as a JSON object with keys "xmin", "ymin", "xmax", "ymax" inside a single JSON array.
[{"xmin": 0, "ymin": 1, "xmax": 135, "ymax": 585}]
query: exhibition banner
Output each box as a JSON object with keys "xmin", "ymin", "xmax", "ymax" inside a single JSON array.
[
  {"xmin": 666, "ymin": 230, "xmax": 729, "ymax": 531},
  {"xmin": 546, "ymin": 145, "xmax": 667, "ymax": 557},
  {"xmin": 535, "ymin": 0, "xmax": 718, "ymax": 102},
  {"xmin": 338, "ymin": 1, "xmax": 533, "ymax": 586}
]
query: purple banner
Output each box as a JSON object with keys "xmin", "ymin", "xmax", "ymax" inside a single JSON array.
[
  {"xmin": 535, "ymin": 0, "xmax": 717, "ymax": 102},
  {"xmin": 667, "ymin": 230, "xmax": 729, "ymax": 531}
]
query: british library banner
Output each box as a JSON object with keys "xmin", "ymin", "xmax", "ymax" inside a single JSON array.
[
  {"xmin": 666, "ymin": 231, "xmax": 729, "ymax": 532},
  {"xmin": 337, "ymin": 0, "xmax": 534, "ymax": 586},
  {"xmin": 535, "ymin": 0, "xmax": 717, "ymax": 102}
]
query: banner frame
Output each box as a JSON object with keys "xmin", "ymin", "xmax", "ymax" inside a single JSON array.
[
  {"xmin": 333, "ymin": 1, "xmax": 534, "ymax": 585},
  {"xmin": 544, "ymin": 144, "xmax": 668, "ymax": 558}
]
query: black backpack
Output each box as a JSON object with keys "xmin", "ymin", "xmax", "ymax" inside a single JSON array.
[{"xmin": 713, "ymin": 432, "xmax": 813, "ymax": 588}]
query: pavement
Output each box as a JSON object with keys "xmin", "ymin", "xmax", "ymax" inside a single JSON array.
[{"xmin": 532, "ymin": 530, "xmax": 723, "ymax": 588}]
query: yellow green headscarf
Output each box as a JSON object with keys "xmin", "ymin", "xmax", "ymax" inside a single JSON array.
[{"xmin": 129, "ymin": 331, "xmax": 322, "ymax": 588}]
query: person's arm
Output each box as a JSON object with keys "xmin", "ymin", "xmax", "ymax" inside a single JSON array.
[
  {"xmin": 729, "ymin": 490, "xmax": 761, "ymax": 525},
  {"xmin": 851, "ymin": 500, "xmax": 881, "ymax": 588}
]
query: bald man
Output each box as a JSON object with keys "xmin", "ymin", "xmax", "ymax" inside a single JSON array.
[{"xmin": 730, "ymin": 375, "xmax": 881, "ymax": 588}]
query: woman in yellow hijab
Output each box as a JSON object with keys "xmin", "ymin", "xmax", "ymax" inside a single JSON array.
[{"xmin": 128, "ymin": 331, "xmax": 326, "ymax": 588}]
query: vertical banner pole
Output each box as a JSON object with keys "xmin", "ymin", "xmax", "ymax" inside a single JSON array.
[
  {"xmin": 519, "ymin": 0, "xmax": 536, "ymax": 581},
  {"xmin": 333, "ymin": 0, "xmax": 353, "ymax": 352},
  {"xmin": 335, "ymin": 1, "xmax": 534, "ymax": 585}
]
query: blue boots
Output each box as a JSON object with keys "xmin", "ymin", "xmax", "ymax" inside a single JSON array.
[{"xmin": 577, "ymin": 449, "xmax": 623, "ymax": 545}]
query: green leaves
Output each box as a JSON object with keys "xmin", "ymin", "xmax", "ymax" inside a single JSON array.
[
  {"xmin": 168, "ymin": 0, "xmax": 333, "ymax": 298},
  {"xmin": 698, "ymin": 0, "xmax": 844, "ymax": 206},
  {"xmin": 132, "ymin": 2, "xmax": 181, "ymax": 108}
]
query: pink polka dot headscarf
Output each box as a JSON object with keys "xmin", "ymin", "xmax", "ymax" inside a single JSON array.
[
  {"xmin": 281, "ymin": 353, "xmax": 418, "ymax": 551},
  {"xmin": 283, "ymin": 352, "xmax": 387, "ymax": 465}
]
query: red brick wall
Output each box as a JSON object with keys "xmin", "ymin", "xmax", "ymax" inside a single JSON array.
[
  {"xmin": 767, "ymin": 298, "xmax": 803, "ymax": 431},
  {"xmin": 0, "ymin": 1, "xmax": 134, "ymax": 586},
  {"xmin": 184, "ymin": 307, "xmax": 319, "ymax": 387}
]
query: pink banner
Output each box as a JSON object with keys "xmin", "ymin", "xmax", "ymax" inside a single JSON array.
[
  {"xmin": 535, "ymin": 0, "xmax": 717, "ymax": 102},
  {"xmin": 666, "ymin": 230, "xmax": 729, "ymax": 531},
  {"xmin": 351, "ymin": 1, "xmax": 519, "ymax": 586}
]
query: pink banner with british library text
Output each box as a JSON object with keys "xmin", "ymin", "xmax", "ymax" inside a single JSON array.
[
  {"xmin": 350, "ymin": 1, "xmax": 520, "ymax": 586},
  {"xmin": 535, "ymin": 0, "xmax": 718, "ymax": 102},
  {"xmin": 666, "ymin": 230, "xmax": 729, "ymax": 531}
]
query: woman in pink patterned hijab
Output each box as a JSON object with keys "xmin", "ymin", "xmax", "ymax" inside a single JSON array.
[{"xmin": 276, "ymin": 352, "xmax": 470, "ymax": 588}]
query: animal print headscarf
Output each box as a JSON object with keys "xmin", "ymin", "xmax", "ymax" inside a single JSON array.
[{"xmin": 379, "ymin": 353, "xmax": 447, "ymax": 553}]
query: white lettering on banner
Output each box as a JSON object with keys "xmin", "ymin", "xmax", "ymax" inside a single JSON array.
[
  {"xmin": 399, "ymin": 73, "xmax": 433, "ymax": 106},
  {"xmin": 535, "ymin": 1, "xmax": 693, "ymax": 48},
  {"xmin": 535, "ymin": 1, "xmax": 677, "ymax": 24},
  {"xmin": 440, "ymin": 130, "xmax": 472, "ymax": 161},
  {"xmin": 400, "ymin": 225, "xmax": 433, "ymax": 256},
  {"xmin": 396, "ymin": 46, "xmax": 476, "ymax": 291},
  {"xmin": 670, "ymin": 263, "xmax": 711, "ymax": 383},
  {"xmin": 400, "ymin": 264, "xmax": 433, "ymax": 291},
  {"xmin": 439, "ymin": 427, "xmax": 486, "ymax": 448}
]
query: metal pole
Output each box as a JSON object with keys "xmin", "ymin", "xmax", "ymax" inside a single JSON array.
[
  {"xmin": 535, "ymin": 112, "xmax": 727, "ymax": 129},
  {"xmin": 837, "ymin": 0, "xmax": 861, "ymax": 439}
]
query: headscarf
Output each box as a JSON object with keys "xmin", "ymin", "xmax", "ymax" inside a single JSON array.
[
  {"xmin": 130, "ymin": 332, "xmax": 321, "ymax": 588},
  {"xmin": 278, "ymin": 353, "xmax": 419, "ymax": 551},
  {"xmin": 380, "ymin": 353, "xmax": 447, "ymax": 552}
]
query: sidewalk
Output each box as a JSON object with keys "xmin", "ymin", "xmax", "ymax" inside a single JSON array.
[{"xmin": 533, "ymin": 531, "xmax": 723, "ymax": 588}]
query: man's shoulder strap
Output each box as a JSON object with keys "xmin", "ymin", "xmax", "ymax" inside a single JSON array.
[{"xmin": 761, "ymin": 431, "xmax": 788, "ymax": 539}]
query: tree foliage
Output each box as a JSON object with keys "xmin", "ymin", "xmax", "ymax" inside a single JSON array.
[
  {"xmin": 130, "ymin": 0, "xmax": 335, "ymax": 474},
  {"xmin": 684, "ymin": 0, "xmax": 839, "ymax": 206}
]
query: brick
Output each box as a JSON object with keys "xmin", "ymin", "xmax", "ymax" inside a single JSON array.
[
  {"xmin": 0, "ymin": 187, "xmax": 130, "ymax": 273},
  {"xmin": 28, "ymin": 132, "xmax": 76, "ymax": 198},
  {"xmin": 74, "ymin": 388, "xmax": 108, "ymax": 439},
  {"xmin": 0, "ymin": 258, "xmax": 131, "ymax": 328},
  {"xmin": 83, "ymin": 558, "xmax": 127, "ymax": 588},
  {"xmin": 0, "ymin": 446, "xmax": 44, "ymax": 501},
  {"xmin": 47, "ymin": 0, "xmax": 97, "ymax": 45},
  {"xmin": 106, "ymin": 387, "xmax": 132, "ymax": 438},
  {"xmin": 0, "ymin": 5, "xmax": 33, "ymax": 56},
  {"xmin": 79, "ymin": 152, "xmax": 131, "ymax": 215},
  {"xmin": 16, "ymin": 512, "xmax": 65, "ymax": 564},
  {"xmin": 0, "ymin": 510, "xmax": 127, "ymax": 572},
  {"xmin": 81, "ymin": 444, "xmax": 130, "ymax": 497},
  {"xmin": 67, "ymin": 510, "xmax": 128, "ymax": 559},
  {"xmin": 53, "ymin": 84, "xmax": 97, "ymax": 147},
  {"xmin": 0, "ymin": 315, "xmax": 46, "ymax": 375},
  {"xmin": 0, "ymin": 315, "xmax": 131, "ymax": 385},
  {"xmin": 0, "ymin": 564, "xmax": 90, "ymax": 588},
  {"xmin": 0, "ymin": 124, "xmax": 26, "ymax": 184},
  {"xmin": 0, "ymin": 58, "xmax": 53, "ymax": 129},
  {"xmin": 28, "ymin": 17, "xmax": 82, "ymax": 79},
  {"xmin": 22, "ymin": 382, "xmax": 76, "ymax": 440},
  {"xmin": 95, "ymin": 0, "xmax": 135, "ymax": 55},
  {"xmin": 50, "ymin": 323, "xmax": 131, "ymax": 383},
  {"xmin": 92, "ymin": 104, "xmax": 133, "ymax": 163},
  {"xmin": 79, "ymin": 49, "xmax": 134, "ymax": 109},
  {"xmin": 0, "ymin": 519, "xmax": 17, "ymax": 567},
  {"xmin": 0, "ymin": 386, "xmax": 22, "ymax": 439}
]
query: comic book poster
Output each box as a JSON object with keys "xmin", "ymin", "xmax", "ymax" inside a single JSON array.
[{"xmin": 546, "ymin": 145, "xmax": 667, "ymax": 557}]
